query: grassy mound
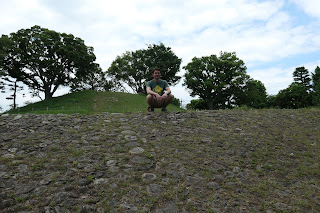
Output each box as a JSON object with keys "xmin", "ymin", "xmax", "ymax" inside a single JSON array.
[{"xmin": 6, "ymin": 90, "xmax": 184, "ymax": 114}]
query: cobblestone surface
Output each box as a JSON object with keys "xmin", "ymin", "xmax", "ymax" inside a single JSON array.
[{"xmin": 0, "ymin": 110, "xmax": 320, "ymax": 212}]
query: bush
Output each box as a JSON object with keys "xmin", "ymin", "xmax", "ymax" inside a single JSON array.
[
  {"xmin": 171, "ymin": 96, "xmax": 181, "ymax": 107},
  {"xmin": 186, "ymin": 99, "xmax": 207, "ymax": 110}
]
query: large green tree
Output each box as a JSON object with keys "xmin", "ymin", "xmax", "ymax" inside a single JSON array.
[
  {"xmin": 2, "ymin": 25, "xmax": 97, "ymax": 99},
  {"xmin": 70, "ymin": 64, "xmax": 115, "ymax": 92},
  {"xmin": 240, "ymin": 79, "xmax": 267, "ymax": 108},
  {"xmin": 183, "ymin": 51, "xmax": 249, "ymax": 109},
  {"xmin": 108, "ymin": 43, "xmax": 182, "ymax": 94},
  {"xmin": 274, "ymin": 82, "xmax": 312, "ymax": 108},
  {"xmin": 312, "ymin": 66, "xmax": 320, "ymax": 106}
]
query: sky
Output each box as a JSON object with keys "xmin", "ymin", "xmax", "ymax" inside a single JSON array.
[{"xmin": 1, "ymin": 0, "xmax": 320, "ymax": 111}]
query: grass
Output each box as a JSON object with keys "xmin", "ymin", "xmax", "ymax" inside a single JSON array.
[{"xmin": 5, "ymin": 90, "xmax": 184, "ymax": 114}]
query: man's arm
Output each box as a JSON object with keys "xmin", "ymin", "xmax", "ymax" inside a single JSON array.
[
  {"xmin": 162, "ymin": 87, "xmax": 171, "ymax": 98},
  {"xmin": 164, "ymin": 87, "xmax": 171, "ymax": 95},
  {"xmin": 147, "ymin": 87, "xmax": 160, "ymax": 97},
  {"xmin": 163, "ymin": 81, "xmax": 171, "ymax": 96}
]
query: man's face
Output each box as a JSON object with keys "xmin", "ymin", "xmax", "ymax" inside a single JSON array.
[{"xmin": 153, "ymin": 70, "xmax": 161, "ymax": 80}]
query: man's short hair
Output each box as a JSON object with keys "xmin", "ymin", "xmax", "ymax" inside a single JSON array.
[{"xmin": 152, "ymin": 68, "xmax": 161, "ymax": 74}]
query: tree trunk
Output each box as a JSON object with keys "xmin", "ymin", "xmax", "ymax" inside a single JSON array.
[
  {"xmin": 206, "ymin": 99, "xmax": 214, "ymax": 110},
  {"xmin": 45, "ymin": 92, "xmax": 53, "ymax": 99},
  {"xmin": 43, "ymin": 82, "xmax": 56, "ymax": 99},
  {"xmin": 44, "ymin": 87, "xmax": 53, "ymax": 99},
  {"xmin": 13, "ymin": 81, "xmax": 17, "ymax": 109}
]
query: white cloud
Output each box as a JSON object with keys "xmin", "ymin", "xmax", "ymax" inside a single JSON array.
[
  {"xmin": 171, "ymin": 16, "xmax": 320, "ymax": 69},
  {"xmin": 250, "ymin": 67, "xmax": 293, "ymax": 95},
  {"xmin": 301, "ymin": 60, "xmax": 320, "ymax": 75},
  {"xmin": 250, "ymin": 59, "xmax": 320, "ymax": 95},
  {"xmin": 291, "ymin": 0, "xmax": 320, "ymax": 19}
]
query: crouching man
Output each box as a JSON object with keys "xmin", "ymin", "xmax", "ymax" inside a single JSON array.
[{"xmin": 146, "ymin": 68, "xmax": 173, "ymax": 112}]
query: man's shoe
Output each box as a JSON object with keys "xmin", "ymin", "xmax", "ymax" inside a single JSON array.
[
  {"xmin": 161, "ymin": 108, "xmax": 167, "ymax": 112},
  {"xmin": 147, "ymin": 106, "xmax": 154, "ymax": 112}
]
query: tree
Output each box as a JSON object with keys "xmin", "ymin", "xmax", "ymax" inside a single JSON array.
[
  {"xmin": 0, "ymin": 35, "xmax": 14, "ymax": 92},
  {"xmin": 240, "ymin": 79, "xmax": 267, "ymax": 108},
  {"xmin": 5, "ymin": 79, "xmax": 25, "ymax": 109},
  {"xmin": 293, "ymin": 66, "xmax": 312, "ymax": 90},
  {"xmin": 266, "ymin": 95, "xmax": 276, "ymax": 108},
  {"xmin": 183, "ymin": 51, "xmax": 249, "ymax": 109},
  {"xmin": 186, "ymin": 99, "xmax": 207, "ymax": 110},
  {"xmin": 312, "ymin": 66, "xmax": 320, "ymax": 106},
  {"xmin": 312, "ymin": 66, "xmax": 320, "ymax": 84},
  {"xmin": 2, "ymin": 25, "xmax": 97, "ymax": 99},
  {"xmin": 274, "ymin": 82, "xmax": 312, "ymax": 108},
  {"xmin": 70, "ymin": 64, "xmax": 115, "ymax": 92},
  {"xmin": 108, "ymin": 43, "xmax": 182, "ymax": 94},
  {"xmin": 1, "ymin": 34, "xmax": 25, "ymax": 108}
]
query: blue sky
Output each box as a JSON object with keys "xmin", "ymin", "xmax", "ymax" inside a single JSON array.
[{"xmin": 1, "ymin": 0, "xmax": 320, "ymax": 111}]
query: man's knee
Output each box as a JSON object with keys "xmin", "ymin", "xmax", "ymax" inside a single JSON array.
[
  {"xmin": 146, "ymin": 94, "xmax": 155, "ymax": 105},
  {"xmin": 166, "ymin": 94, "xmax": 173, "ymax": 103},
  {"xmin": 146, "ymin": 94, "xmax": 153, "ymax": 101}
]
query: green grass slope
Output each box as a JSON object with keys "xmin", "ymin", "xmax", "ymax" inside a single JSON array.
[{"xmin": 6, "ymin": 90, "xmax": 184, "ymax": 114}]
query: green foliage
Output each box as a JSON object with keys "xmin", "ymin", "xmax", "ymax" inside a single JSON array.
[
  {"xmin": 293, "ymin": 66, "xmax": 312, "ymax": 90},
  {"xmin": 0, "ymin": 35, "xmax": 25, "ymax": 109},
  {"xmin": 0, "ymin": 35, "xmax": 13, "ymax": 68},
  {"xmin": 171, "ymin": 96, "xmax": 181, "ymax": 107},
  {"xmin": 183, "ymin": 51, "xmax": 249, "ymax": 109},
  {"xmin": 2, "ymin": 25, "xmax": 97, "ymax": 99},
  {"xmin": 186, "ymin": 99, "xmax": 207, "ymax": 110},
  {"xmin": 274, "ymin": 82, "xmax": 312, "ymax": 108},
  {"xmin": 87, "ymin": 175, "xmax": 94, "ymax": 182},
  {"xmin": 312, "ymin": 66, "xmax": 320, "ymax": 84},
  {"xmin": 70, "ymin": 65, "xmax": 115, "ymax": 92},
  {"xmin": 273, "ymin": 66, "xmax": 320, "ymax": 108},
  {"xmin": 240, "ymin": 79, "xmax": 267, "ymax": 108},
  {"xmin": 108, "ymin": 43, "xmax": 182, "ymax": 94},
  {"xmin": 0, "ymin": 35, "xmax": 14, "ymax": 92},
  {"xmin": 265, "ymin": 95, "xmax": 277, "ymax": 108},
  {"xmin": 312, "ymin": 66, "xmax": 320, "ymax": 106}
]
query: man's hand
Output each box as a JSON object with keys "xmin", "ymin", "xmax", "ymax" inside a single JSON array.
[
  {"xmin": 155, "ymin": 93, "xmax": 163, "ymax": 102},
  {"xmin": 162, "ymin": 93, "xmax": 168, "ymax": 99}
]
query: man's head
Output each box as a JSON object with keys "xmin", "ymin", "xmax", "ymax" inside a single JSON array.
[{"xmin": 152, "ymin": 68, "xmax": 161, "ymax": 81}]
